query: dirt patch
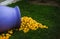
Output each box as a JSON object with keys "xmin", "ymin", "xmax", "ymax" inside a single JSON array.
[{"xmin": 29, "ymin": 1, "xmax": 59, "ymax": 7}]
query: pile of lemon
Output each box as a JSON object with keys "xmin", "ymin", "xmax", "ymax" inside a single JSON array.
[
  {"xmin": 19, "ymin": 16, "xmax": 48, "ymax": 33},
  {"xmin": 0, "ymin": 16, "xmax": 48, "ymax": 39},
  {"xmin": 0, "ymin": 30, "xmax": 13, "ymax": 39}
]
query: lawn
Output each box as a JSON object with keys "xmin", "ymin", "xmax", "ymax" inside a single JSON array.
[{"xmin": 8, "ymin": 1, "xmax": 60, "ymax": 39}]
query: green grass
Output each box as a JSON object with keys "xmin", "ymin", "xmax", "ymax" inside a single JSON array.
[{"xmin": 8, "ymin": 1, "xmax": 60, "ymax": 39}]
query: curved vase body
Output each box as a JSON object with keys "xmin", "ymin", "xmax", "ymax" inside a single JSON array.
[{"xmin": 0, "ymin": 6, "xmax": 21, "ymax": 32}]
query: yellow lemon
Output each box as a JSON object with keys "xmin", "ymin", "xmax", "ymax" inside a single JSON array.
[
  {"xmin": 6, "ymin": 33, "xmax": 11, "ymax": 37},
  {"xmin": 0, "ymin": 35, "xmax": 2, "ymax": 39},
  {"xmin": 8, "ymin": 30, "xmax": 13, "ymax": 34},
  {"xmin": 23, "ymin": 28, "xmax": 29, "ymax": 33},
  {"xmin": 2, "ymin": 36, "xmax": 5, "ymax": 39}
]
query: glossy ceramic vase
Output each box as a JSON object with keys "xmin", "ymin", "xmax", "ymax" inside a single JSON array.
[{"xmin": 0, "ymin": 6, "xmax": 21, "ymax": 32}]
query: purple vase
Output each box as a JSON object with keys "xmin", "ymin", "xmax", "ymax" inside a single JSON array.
[{"xmin": 0, "ymin": 6, "xmax": 21, "ymax": 32}]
